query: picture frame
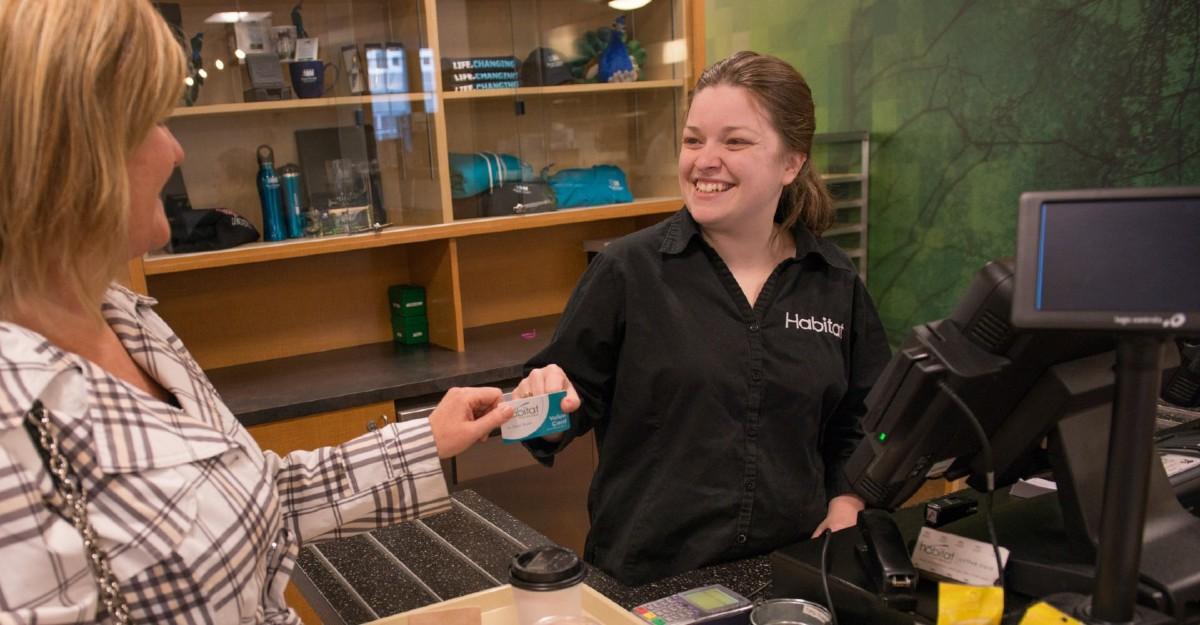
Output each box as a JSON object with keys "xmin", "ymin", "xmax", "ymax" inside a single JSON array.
[
  {"xmin": 295, "ymin": 37, "xmax": 319, "ymax": 62},
  {"xmin": 364, "ymin": 44, "xmax": 387, "ymax": 94},
  {"xmin": 272, "ymin": 25, "xmax": 298, "ymax": 61},
  {"xmin": 294, "ymin": 125, "xmax": 385, "ymax": 220},
  {"xmin": 245, "ymin": 53, "xmax": 286, "ymax": 88},
  {"xmin": 341, "ymin": 44, "xmax": 366, "ymax": 94},
  {"xmin": 230, "ymin": 20, "xmax": 273, "ymax": 60}
]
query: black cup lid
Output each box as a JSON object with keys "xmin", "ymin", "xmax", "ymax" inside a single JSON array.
[{"xmin": 509, "ymin": 546, "xmax": 586, "ymax": 591}]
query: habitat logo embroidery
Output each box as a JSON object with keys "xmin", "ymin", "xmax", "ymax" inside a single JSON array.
[{"xmin": 785, "ymin": 312, "xmax": 844, "ymax": 338}]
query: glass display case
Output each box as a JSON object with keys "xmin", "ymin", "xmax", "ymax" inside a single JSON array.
[
  {"xmin": 139, "ymin": 0, "xmax": 697, "ymax": 370},
  {"xmin": 436, "ymin": 0, "xmax": 685, "ymax": 220},
  {"xmin": 162, "ymin": 0, "xmax": 440, "ymax": 240}
]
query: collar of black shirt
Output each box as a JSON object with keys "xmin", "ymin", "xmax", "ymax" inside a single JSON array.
[{"xmin": 660, "ymin": 207, "xmax": 856, "ymax": 272}]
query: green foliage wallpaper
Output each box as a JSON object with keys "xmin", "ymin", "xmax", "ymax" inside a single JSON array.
[{"xmin": 704, "ymin": 0, "xmax": 1199, "ymax": 342}]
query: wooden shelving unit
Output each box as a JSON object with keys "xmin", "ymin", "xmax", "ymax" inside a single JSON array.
[{"xmin": 138, "ymin": 0, "xmax": 697, "ymax": 376}]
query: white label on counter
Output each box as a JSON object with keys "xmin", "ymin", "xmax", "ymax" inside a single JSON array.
[
  {"xmin": 911, "ymin": 526, "xmax": 1010, "ymax": 587},
  {"xmin": 1162, "ymin": 453, "xmax": 1200, "ymax": 478}
]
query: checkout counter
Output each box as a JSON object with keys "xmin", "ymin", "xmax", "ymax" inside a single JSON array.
[
  {"xmin": 294, "ymin": 397, "xmax": 1200, "ymax": 625},
  {"xmin": 291, "ymin": 489, "xmax": 773, "ymax": 624},
  {"xmin": 293, "ymin": 409, "xmax": 1199, "ymax": 625}
]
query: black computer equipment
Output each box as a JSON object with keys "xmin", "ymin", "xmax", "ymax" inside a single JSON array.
[
  {"xmin": 1163, "ymin": 339, "xmax": 1200, "ymax": 408},
  {"xmin": 1158, "ymin": 421, "xmax": 1200, "ymax": 514},
  {"xmin": 843, "ymin": 259, "xmax": 1116, "ymax": 509},
  {"xmin": 843, "ymin": 187, "xmax": 1200, "ymax": 623}
]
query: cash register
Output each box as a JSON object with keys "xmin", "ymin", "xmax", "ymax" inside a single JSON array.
[{"xmin": 771, "ymin": 186, "xmax": 1200, "ymax": 624}]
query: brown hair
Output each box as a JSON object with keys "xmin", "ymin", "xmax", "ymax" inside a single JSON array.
[
  {"xmin": 692, "ymin": 51, "xmax": 834, "ymax": 235},
  {"xmin": 0, "ymin": 0, "xmax": 185, "ymax": 318}
]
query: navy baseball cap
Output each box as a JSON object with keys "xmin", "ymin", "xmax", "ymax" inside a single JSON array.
[{"xmin": 520, "ymin": 47, "xmax": 575, "ymax": 86}]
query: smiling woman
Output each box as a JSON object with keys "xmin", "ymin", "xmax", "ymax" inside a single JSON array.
[{"xmin": 512, "ymin": 52, "xmax": 892, "ymax": 585}]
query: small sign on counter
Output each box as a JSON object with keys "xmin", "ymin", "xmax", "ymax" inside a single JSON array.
[{"xmin": 911, "ymin": 526, "xmax": 1010, "ymax": 587}]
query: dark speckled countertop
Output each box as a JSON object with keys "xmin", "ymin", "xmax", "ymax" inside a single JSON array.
[
  {"xmin": 207, "ymin": 316, "xmax": 560, "ymax": 426},
  {"xmin": 294, "ymin": 490, "xmax": 771, "ymax": 624}
]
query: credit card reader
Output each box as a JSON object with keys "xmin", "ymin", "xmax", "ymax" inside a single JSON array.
[{"xmin": 631, "ymin": 584, "xmax": 753, "ymax": 625}]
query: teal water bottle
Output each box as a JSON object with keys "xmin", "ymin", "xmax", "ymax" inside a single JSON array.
[
  {"xmin": 256, "ymin": 145, "xmax": 285, "ymax": 242},
  {"xmin": 279, "ymin": 164, "xmax": 304, "ymax": 238}
]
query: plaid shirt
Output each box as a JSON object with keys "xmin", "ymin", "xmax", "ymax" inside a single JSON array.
[{"xmin": 0, "ymin": 285, "xmax": 450, "ymax": 624}]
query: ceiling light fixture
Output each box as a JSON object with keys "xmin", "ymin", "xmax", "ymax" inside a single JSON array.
[
  {"xmin": 203, "ymin": 11, "xmax": 271, "ymax": 24},
  {"xmin": 608, "ymin": 0, "xmax": 651, "ymax": 10}
]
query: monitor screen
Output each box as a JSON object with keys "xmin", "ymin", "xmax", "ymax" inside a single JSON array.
[{"xmin": 1013, "ymin": 187, "xmax": 1200, "ymax": 332}]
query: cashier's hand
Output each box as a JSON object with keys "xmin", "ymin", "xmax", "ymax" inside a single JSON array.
[
  {"xmin": 429, "ymin": 387, "xmax": 514, "ymax": 459},
  {"xmin": 811, "ymin": 494, "xmax": 866, "ymax": 538},
  {"xmin": 515, "ymin": 365, "xmax": 582, "ymax": 442},
  {"xmin": 515, "ymin": 365, "xmax": 581, "ymax": 412}
]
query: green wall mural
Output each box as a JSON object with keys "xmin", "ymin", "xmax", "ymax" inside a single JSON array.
[{"xmin": 705, "ymin": 0, "xmax": 1199, "ymax": 342}]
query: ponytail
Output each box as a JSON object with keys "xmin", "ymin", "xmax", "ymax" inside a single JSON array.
[{"xmin": 777, "ymin": 161, "xmax": 834, "ymax": 235}]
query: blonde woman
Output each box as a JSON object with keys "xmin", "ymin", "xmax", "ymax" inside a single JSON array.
[{"xmin": 0, "ymin": 0, "xmax": 510, "ymax": 622}]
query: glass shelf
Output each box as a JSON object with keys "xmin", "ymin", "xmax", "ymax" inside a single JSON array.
[{"xmin": 171, "ymin": 93, "xmax": 430, "ymax": 118}]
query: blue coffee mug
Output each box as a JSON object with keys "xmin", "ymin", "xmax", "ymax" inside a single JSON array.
[{"xmin": 289, "ymin": 60, "xmax": 338, "ymax": 98}]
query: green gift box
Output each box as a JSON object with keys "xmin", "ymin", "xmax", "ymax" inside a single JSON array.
[
  {"xmin": 388, "ymin": 284, "xmax": 426, "ymax": 318},
  {"xmin": 391, "ymin": 314, "xmax": 429, "ymax": 345}
]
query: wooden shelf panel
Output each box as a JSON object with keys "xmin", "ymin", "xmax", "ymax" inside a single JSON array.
[
  {"xmin": 814, "ymin": 131, "xmax": 870, "ymax": 144},
  {"xmin": 822, "ymin": 172, "xmax": 865, "ymax": 184},
  {"xmin": 143, "ymin": 197, "xmax": 682, "ymax": 275},
  {"xmin": 442, "ymin": 79, "xmax": 685, "ymax": 100},
  {"xmin": 824, "ymin": 223, "xmax": 865, "ymax": 237},
  {"xmin": 170, "ymin": 93, "xmax": 430, "ymax": 119}
]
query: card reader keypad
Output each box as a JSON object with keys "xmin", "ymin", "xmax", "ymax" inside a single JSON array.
[{"xmin": 634, "ymin": 598, "xmax": 699, "ymax": 624}]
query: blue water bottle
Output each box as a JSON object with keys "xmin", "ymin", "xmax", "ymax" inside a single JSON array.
[
  {"xmin": 256, "ymin": 145, "xmax": 285, "ymax": 242},
  {"xmin": 279, "ymin": 164, "xmax": 304, "ymax": 238}
]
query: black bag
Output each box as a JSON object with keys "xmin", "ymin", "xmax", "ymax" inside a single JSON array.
[
  {"xmin": 479, "ymin": 181, "xmax": 556, "ymax": 216},
  {"xmin": 167, "ymin": 208, "xmax": 260, "ymax": 253}
]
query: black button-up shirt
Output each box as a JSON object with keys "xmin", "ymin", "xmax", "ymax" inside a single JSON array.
[{"xmin": 525, "ymin": 208, "xmax": 890, "ymax": 585}]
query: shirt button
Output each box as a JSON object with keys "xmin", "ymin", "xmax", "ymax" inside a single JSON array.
[
  {"xmin": 749, "ymin": 322, "xmax": 760, "ymax": 332},
  {"xmin": 736, "ymin": 534, "xmax": 748, "ymax": 544},
  {"xmin": 751, "ymin": 370, "xmax": 762, "ymax": 382},
  {"xmin": 743, "ymin": 479, "xmax": 754, "ymax": 490}
]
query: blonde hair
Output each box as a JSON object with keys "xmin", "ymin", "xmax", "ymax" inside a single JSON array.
[
  {"xmin": 0, "ymin": 0, "xmax": 185, "ymax": 317},
  {"xmin": 692, "ymin": 51, "xmax": 835, "ymax": 235}
]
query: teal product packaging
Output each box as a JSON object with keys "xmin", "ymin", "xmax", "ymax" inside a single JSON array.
[
  {"xmin": 391, "ymin": 315, "xmax": 428, "ymax": 345},
  {"xmin": 388, "ymin": 284, "xmax": 426, "ymax": 318},
  {"xmin": 546, "ymin": 164, "xmax": 633, "ymax": 208},
  {"xmin": 500, "ymin": 391, "xmax": 569, "ymax": 443},
  {"xmin": 448, "ymin": 152, "xmax": 532, "ymax": 198}
]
